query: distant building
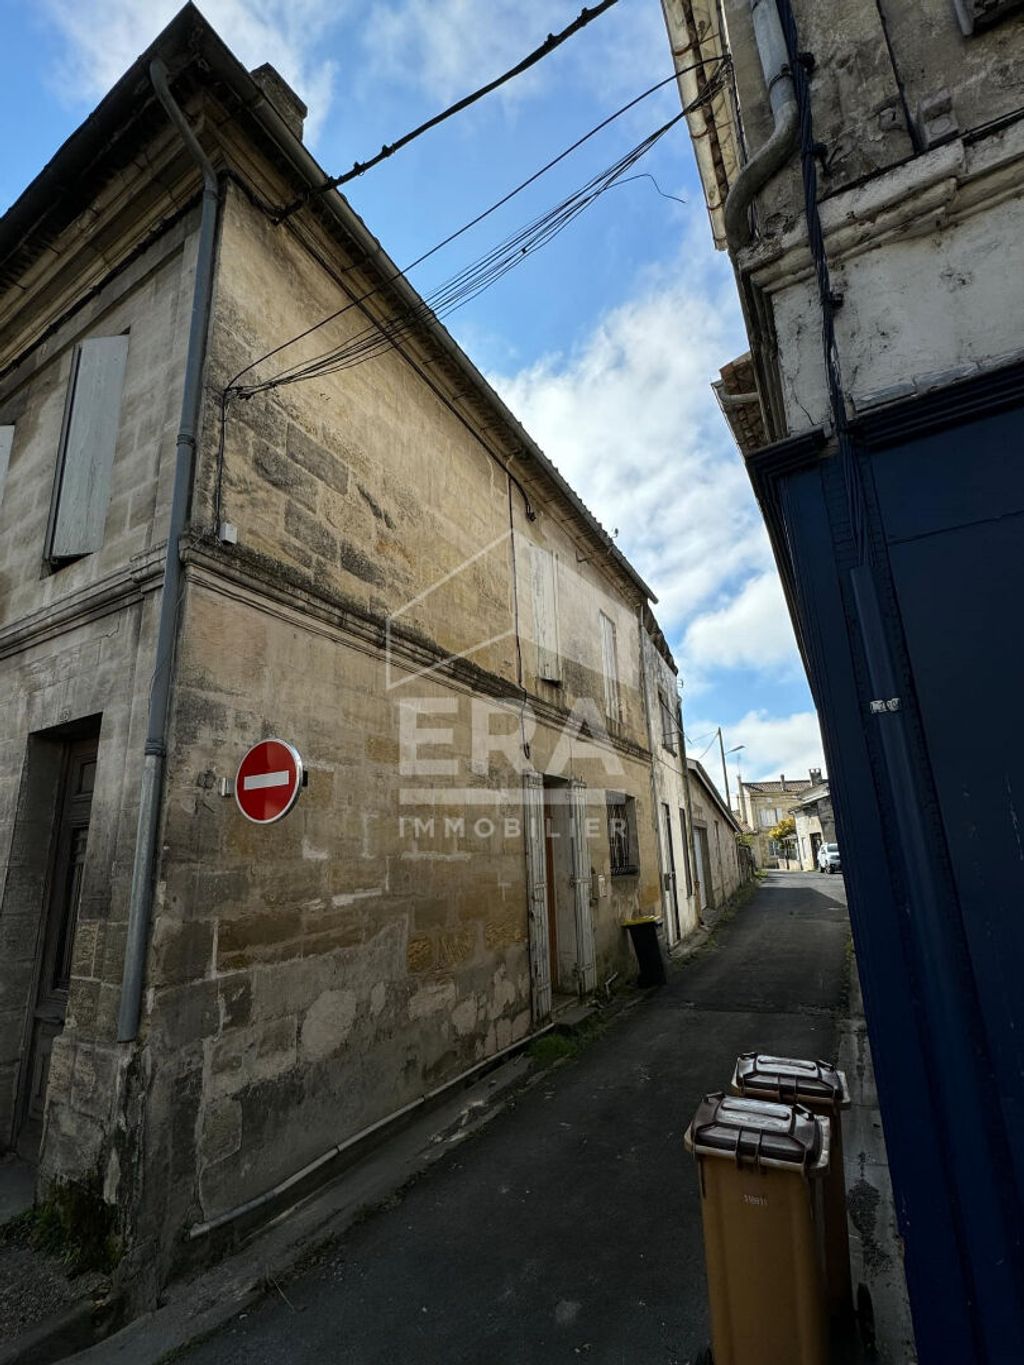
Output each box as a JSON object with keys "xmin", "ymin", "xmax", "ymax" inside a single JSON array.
[
  {"xmin": 791, "ymin": 776, "xmax": 835, "ymax": 871},
  {"xmin": 739, "ymin": 769, "xmax": 822, "ymax": 867},
  {"xmin": 687, "ymin": 758, "xmax": 745, "ymax": 912}
]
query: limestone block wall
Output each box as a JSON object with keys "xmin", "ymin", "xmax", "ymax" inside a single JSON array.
[
  {"xmin": 712, "ymin": 0, "xmax": 1024, "ymax": 438},
  {"xmin": 639, "ymin": 628, "xmax": 698, "ymax": 943},
  {"xmin": 138, "ymin": 574, "xmax": 652, "ymax": 1246},
  {"xmin": 0, "ymin": 216, "xmax": 196, "ymax": 630},
  {"xmin": 688, "ymin": 773, "xmax": 743, "ymax": 906},
  {"xmin": 198, "ymin": 186, "xmax": 650, "ymax": 753},
  {"xmin": 128, "ymin": 175, "xmax": 661, "ymax": 1255},
  {"xmin": 722, "ymin": 0, "xmax": 1024, "ymax": 241},
  {"xmin": 0, "ymin": 216, "xmax": 198, "ymax": 1195}
]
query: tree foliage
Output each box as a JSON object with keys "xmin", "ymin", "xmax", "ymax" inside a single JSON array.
[{"xmin": 768, "ymin": 814, "xmax": 796, "ymax": 844}]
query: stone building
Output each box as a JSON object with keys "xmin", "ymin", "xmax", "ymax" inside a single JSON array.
[
  {"xmin": 686, "ymin": 758, "xmax": 745, "ymax": 912},
  {"xmin": 0, "ymin": 6, "xmax": 686, "ymax": 1300},
  {"xmin": 738, "ymin": 770, "xmax": 819, "ymax": 867},
  {"xmin": 639, "ymin": 612, "xmax": 699, "ymax": 945},
  {"xmin": 791, "ymin": 775, "xmax": 835, "ymax": 871},
  {"xmin": 662, "ymin": 0, "xmax": 1024, "ymax": 1351}
]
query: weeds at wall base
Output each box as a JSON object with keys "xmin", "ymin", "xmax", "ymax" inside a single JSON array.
[{"xmin": 0, "ymin": 1178, "xmax": 120, "ymax": 1276}]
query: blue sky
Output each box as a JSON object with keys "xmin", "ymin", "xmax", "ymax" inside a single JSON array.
[{"xmin": 0, "ymin": 0, "xmax": 824, "ymax": 788}]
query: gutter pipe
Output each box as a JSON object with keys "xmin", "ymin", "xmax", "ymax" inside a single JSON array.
[
  {"xmin": 117, "ymin": 59, "xmax": 220, "ymax": 1042},
  {"xmin": 723, "ymin": 0, "xmax": 799, "ymax": 253}
]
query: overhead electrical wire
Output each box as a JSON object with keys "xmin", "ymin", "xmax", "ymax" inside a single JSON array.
[
  {"xmin": 234, "ymin": 111, "xmax": 693, "ymax": 397},
  {"xmin": 227, "ymin": 60, "xmax": 729, "ymax": 400},
  {"xmin": 213, "ymin": 58, "xmax": 729, "ymax": 529},
  {"xmin": 227, "ymin": 58, "xmax": 727, "ymax": 396},
  {"xmin": 694, "ymin": 734, "xmax": 719, "ymax": 763},
  {"xmin": 272, "ymin": 0, "xmax": 625, "ymax": 221}
]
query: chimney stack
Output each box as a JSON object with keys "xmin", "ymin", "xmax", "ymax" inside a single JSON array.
[
  {"xmin": 250, "ymin": 64, "xmax": 307, "ymax": 141},
  {"xmin": 809, "ymin": 767, "xmax": 823, "ymax": 785}
]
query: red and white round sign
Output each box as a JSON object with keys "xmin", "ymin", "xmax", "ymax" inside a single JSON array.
[{"xmin": 235, "ymin": 738, "xmax": 304, "ymax": 824}]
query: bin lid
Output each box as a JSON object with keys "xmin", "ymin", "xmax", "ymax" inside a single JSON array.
[
  {"xmin": 732, "ymin": 1053, "xmax": 850, "ymax": 1108},
  {"xmin": 685, "ymin": 1092, "xmax": 829, "ymax": 1172},
  {"xmin": 621, "ymin": 916, "xmax": 662, "ymax": 927}
]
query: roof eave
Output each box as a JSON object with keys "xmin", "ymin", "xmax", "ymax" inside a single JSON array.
[{"xmin": 0, "ymin": 4, "xmax": 656, "ymax": 607}]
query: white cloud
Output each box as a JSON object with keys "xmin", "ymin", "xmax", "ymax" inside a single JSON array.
[
  {"xmin": 682, "ymin": 573, "xmax": 802, "ymax": 675},
  {"xmin": 487, "ymin": 223, "xmax": 824, "ymax": 782},
  {"xmin": 41, "ymin": 0, "xmax": 343, "ymax": 142},
  {"xmin": 488, "ymin": 223, "xmax": 764, "ymax": 635},
  {"xmin": 688, "ymin": 709, "xmax": 825, "ymax": 786},
  {"xmin": 362, "ymin": 0, "xmax": 668, "ymax": 107}
]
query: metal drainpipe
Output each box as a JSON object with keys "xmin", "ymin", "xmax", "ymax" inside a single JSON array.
[
  {"xmin": 116, "ymin": 60, "xmax": 220, "ymax": 1042},
  {"xmin": 723, "ymin": 0, "xmax": 799, "ymax": 253},
  {"xmin": 678, "ymin": 688, "xmax": 702, "ymax": 921}
]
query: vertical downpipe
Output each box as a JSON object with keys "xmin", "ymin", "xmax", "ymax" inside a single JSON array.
[{"xmin": 117, "ymin": 61, "xmax": 220, "ymax": 1042}]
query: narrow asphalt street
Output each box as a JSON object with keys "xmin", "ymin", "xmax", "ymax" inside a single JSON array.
[{"xmin": 184, "ymin": 872, "xmax": 851, "ymax": 1365}]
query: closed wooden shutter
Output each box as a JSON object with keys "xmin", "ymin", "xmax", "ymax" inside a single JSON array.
[
  {"xmin": 530, "ymin": 544, "xmax": 561, "ymax": 682},
  {"xmin": 599, "ymin": 612, "xmax": 620, "ymax": 723},
  {"xmin": 570, "ymin": 780, "xmax": 597, "ymax": 993},
  {"xmin": 49, "ymin": 335, "xmax": 129, "ymax": 560},
  {"xmin": 523, "ymin": 772, "xmax": 552, "ymax": 1021}
]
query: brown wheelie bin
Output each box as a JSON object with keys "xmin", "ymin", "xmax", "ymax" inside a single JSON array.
[
  {"xmin": 731, "ymin": 1052, "xmax": 853, "ymax": 1320},
  {"xmin": 685, "ymin": 1093, "xmax": 830, "ymax": 1365}
]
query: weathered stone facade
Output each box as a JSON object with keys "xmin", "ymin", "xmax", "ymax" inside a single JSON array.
[
  {"xmin": 0, "ymin": 7, "xmax": 685, "ymax": 1299},
  {"xmin": 663, "ymin": 0, "xmax": 1024, "ymax": 444},
  {"xmin": 685, "ymin": 759, "xmax": 745, "ymax": 911},
  {"xmin": 738, "ymin": 773, "xmax": 817, "ymax": 868},
  {"xmin": 791, "ymin": 778, "xmax": 835, "ymax": 871}
]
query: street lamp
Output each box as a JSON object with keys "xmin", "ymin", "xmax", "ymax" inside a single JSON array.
[{"xmin": 717, "ymin": 728, "xmax": 745, "ymax": 815}]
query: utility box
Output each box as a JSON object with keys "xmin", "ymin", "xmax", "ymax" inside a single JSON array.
[
  {"xmin": 731, "ymin": 1053, "xmax": 852, "ymax": 1319},
  {"xmin": 685, "ymin": 1092, "xmax": 830, "ymax": 1365}
]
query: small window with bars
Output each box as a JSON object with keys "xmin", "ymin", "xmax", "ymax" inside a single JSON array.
[{"xmin": 607, "ymin": 791, "xmax": 638, "ymax": 876}]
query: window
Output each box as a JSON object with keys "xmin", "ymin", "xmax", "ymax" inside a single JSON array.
[
  {"xmin": 0, "ymin": 425, "xmax": 13, "ymax": 509},
  {"xmin": 46, "ymin": 335, "xmax": 129, "ymax": 564},
  {"xmin": 659, "ymin": 690, "xmax": 677, "ymax": 752},
  {"xmin": 606, "ymin": 791, "xmax": 638, "ymax": 875},
  {"xmin": 599, "ymin": 611, "xmax": 620, "ymax": 724},
  {"xmin": 530, "ymin": 543, "xmax": 561, "ymax": 683}
]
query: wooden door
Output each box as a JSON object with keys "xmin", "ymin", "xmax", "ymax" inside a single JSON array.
[
  {"xmin": 660, "ymin": 803, "xmax": 680, "ymax": 941},
  {"xmin": 569, "ymin": 781, "xmax": 596, "ymax": 994},
  {"xmin": 523, "ymin": 773, "xmax": 553, "ymax": 1022},
  {"xmin": 17, "ymin": 738, "xmax": 96, "ymax": 1159}
]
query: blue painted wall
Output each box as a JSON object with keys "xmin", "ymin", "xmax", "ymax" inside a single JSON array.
[{"xmin": 751, "ymin": 387, "xmax": 1024, "ymax": 1363}]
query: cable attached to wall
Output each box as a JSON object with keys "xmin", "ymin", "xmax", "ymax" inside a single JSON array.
[{"xmin": 773, "ymin": 0, "xmax": 867, "ymax": 564}]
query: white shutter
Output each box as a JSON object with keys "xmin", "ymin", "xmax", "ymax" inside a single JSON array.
[
  {"xmin": 599, "ymin": 612, "xmax": 620, "ymax": 723},
  {"xmin": 569, "ymin": 780, "xmax": 597, "ymax": 993},
  {"xmin": 523, "ymin": 772, "xmax": 552, "ymax": 1022},
  {"xmin": 0, "ymin": 426, "xmax": 13, "ymax": 508},
  {"xmin": 530, "ymin": 545, "xmax": 561, "ymax": 682},
  {"xmin": 50, "ymin": 336, "xmax": 129, "ymax": 559}
]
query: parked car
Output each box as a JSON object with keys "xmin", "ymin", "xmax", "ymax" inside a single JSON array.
[{"xmin": 818, "ymin": 842, "xmax": 841, "ymax": 874}]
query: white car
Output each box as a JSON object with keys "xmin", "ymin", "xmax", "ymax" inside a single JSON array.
[{"xmin": 818, "ymin": 842, "xmax": 841, "ymax": 874}]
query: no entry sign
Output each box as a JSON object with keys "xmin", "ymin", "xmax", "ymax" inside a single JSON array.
[{"xmin": 235, "ymin": 738, "xmax": 304, "ymax": 824}]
